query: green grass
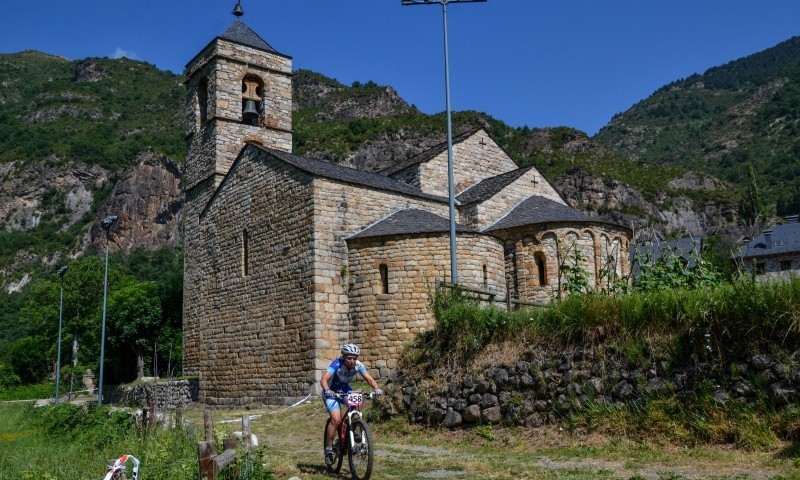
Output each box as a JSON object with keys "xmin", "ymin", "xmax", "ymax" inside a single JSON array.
[
  {"xmin": 0, "ymin": 382, "xmax": 54, "ymax": 401},
  {"xmin": 0, "ymin": 402, "xmax": 253, "ymax": 480}
]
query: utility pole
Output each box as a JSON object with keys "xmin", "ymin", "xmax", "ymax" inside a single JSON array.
[
  {"xmin": 98, "ymin": 215, "xmax": 117, "ymax": 405},
  {"xmin": 401, "ymin": 0, "xmax": 487, "ymax": 285},
  {"xmin": 54, "ymin": 265, "xmax": 68, "ymax": 405}
]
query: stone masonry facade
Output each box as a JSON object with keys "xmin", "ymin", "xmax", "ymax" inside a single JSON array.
[
  {"xmin": 347, "ymin": 233, "xmax": 506, "ymax": 377},
  {"xmin": 182, "ymin": 18, "xmax": 632, "ymax": 405},
  {"xmin": 388, "ymin": 129, "xmax": 518, "ymax": 198}
]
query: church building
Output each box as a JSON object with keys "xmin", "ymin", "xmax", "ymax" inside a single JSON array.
[{"xmin": 182, "ymin": 9, "xmax": 631, "ymax": 405}]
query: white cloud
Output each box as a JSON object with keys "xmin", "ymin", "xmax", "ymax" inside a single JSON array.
[{"xmin": 110, "ymin": 48, "xmax": 138, "ymax": 60}]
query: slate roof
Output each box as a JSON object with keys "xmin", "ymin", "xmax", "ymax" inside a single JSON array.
[
  {"xmin": 253, "ymin": 145, "xmax": 449, "ymax": 203},
  {"xmin": 380, "ymin": 128, "xmax": 481, "ymax": 176},
  {"xmin": 484, "ymin": 196, "xmax": 596, "ymax": 232},
  {"xmin": 456, "ymin": 167, "xmax": 534, "ymax": 205},
  {"xmin": 737, "ymin": 221, "xmax": 800, "ymax": 258},
  {"xmin": 347, "ymin": 208, "xmax": 476, "ymax": 240},
  {"xmin": 631, "ymin": 237, "xmax": 702, "ymax": 277},
  {"xmin": 219, "ymin": 20, "xmax": 282, "ymax": 55}
]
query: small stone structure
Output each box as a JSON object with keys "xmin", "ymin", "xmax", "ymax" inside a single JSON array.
[
  {"xmin": 182, "ymin": 14, "xmax": 632, "ymax": 405},
  {"xmin": 105, "ymin": 378, "xmax": 199, "ymax": 410}
]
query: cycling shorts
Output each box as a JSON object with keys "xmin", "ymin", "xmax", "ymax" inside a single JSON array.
[{"xmin": 323, "ymin": 395, "xmax": 342, "ymax": 412}]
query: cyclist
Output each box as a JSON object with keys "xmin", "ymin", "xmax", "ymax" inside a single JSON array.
[{"xmin": 321, "ymin": 343, "xmax": 382, "ymax": 465}]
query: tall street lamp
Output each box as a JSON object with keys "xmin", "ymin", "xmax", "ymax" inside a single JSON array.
[
  {"xmin": 98, "ymin": 215, "xmax": 117, "ymax": 405},
  {"xmin": 54, "ymin": 265, "xmax": 68, "ymax": 405},
  {"xmin": 401, "ymin": 0, "xmax": 486, "ymax": 285}
]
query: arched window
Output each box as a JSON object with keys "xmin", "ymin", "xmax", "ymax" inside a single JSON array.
[
  {"xmin": 482, "ymin": 264, "xmax": 488, "ymax": 289},
  {"xmin": 534, "ymin": 251, "xmax": 547, "ymax": 286},
  {"xmin": 241, "ymin": 75, "xmax": 264, "ymax": 126},
  {"xmin": 197, "ymin": 78, "xmax": 209, "ymax": 127}
]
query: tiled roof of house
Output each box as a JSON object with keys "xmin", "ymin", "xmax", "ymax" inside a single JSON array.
[
  {"xmin": 347, "ymin": 208, "xmax": 476, "ymax": 240},
  {"xmin": 254, "ymin": 145, "xmax": 449, "ymax": 203},
  {"xmin": 484, "ymin": 195, "xmax": 595, "ymax": 232},
  {"xmin": 456, "ymin": 167, "xmax": 534, "ymax": 205},
  {"xmin": 738, "ymin": 221, "xmax": 800, "ymax": 258},
  {"xmin": 379, "ymin": 128, "xmax": 481, "ymax": 176},
  {"xmin": 219, "ymin": 20, "xmax": 281, "ymax": 55}
]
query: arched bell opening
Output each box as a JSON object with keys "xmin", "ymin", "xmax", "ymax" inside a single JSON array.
[{"xmin": 241, "ymin": 75, "xmax": 265, "ymax": 126}]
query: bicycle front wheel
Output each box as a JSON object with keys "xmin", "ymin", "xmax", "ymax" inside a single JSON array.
[
  {"xmin": 347, "ymin": 418, "xmax": 374, "ymax": 480},
  {"xmin": 324, "ymin": 418, "xmax": 344, "ymax": 474}
]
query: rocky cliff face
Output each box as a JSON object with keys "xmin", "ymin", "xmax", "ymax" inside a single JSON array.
[
  {"xmin": 0, "ymin": 151, "xmax": 181, "ymax": 292},
  {"xmin": 89, "ymin": 151, "xmax": 182, "ymax": 255},
  {"xmin": 555, "ymin": 169, "xmax": 742, "ymax": 240}
]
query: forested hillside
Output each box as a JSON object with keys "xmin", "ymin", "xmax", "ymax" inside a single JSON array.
[{"xmin": 594, "ymin": 36, "xmax": 800, "ymax": 216}]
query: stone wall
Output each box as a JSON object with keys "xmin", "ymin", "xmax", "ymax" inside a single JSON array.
[
  {"xmin": 384, "ymin": 350, "xmax": 800, "ymax": 429},
  {"xmin": 190, "ymin": 147, "xmax": 316, "ymax": 405},
  {"xmin": 106, "ymin": 379, "xmax": 199, "ymax": 410},
  {"xmin": 414, "ymin": 130, "xmax": 518, "ymax": 198},
  {"xmin": 496, "ymin": 223, "xmax": 630, "ymax": 304},
  {"xmin": 311, "ymin": 178, "xmax": 451, "ymax": 388},
  {"xmin": 752, "ymin": 254, "xmax": 800, "ymax": 283},
  {"xmin": 346, "ymin": 233, "xmax": 505, "ymax": 378},
  {"xmin": 459, "ymin": 168, "xmax": 564, "ymax": 229}
]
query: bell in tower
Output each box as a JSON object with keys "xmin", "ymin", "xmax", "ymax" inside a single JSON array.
[{"xmin": 242, "ymin": 77, "xmax": 261, "ymax": 126}]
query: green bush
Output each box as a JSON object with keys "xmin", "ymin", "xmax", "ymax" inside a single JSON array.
[
  {"xmin": 9, "ymin": 336, "xmax": 51, "ymax": 384},
  {"xmin": 416, "ymin": 277, "xmax": 800, "ymax": 371},
  {"xmin": 0, "ymin": 362, "xmax": 20, "ymax": 388}
]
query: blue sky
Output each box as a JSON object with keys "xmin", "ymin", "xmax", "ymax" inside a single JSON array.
[{"xmin": 2, "ymin": 1, "xmax": 800, "ymax": 135}]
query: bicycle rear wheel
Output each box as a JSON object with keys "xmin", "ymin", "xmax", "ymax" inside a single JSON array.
[
  {"xmin": 324, "ymin": 418, "xmax": 344, "ymax": 474},
  {"xmin": 347, "ymin": 419, "xmax": 374, "ymax": 480}
]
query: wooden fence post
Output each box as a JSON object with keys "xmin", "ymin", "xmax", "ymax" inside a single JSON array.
[
  {"xmin": 198, "ymin": 409, "xmax": 215, "ymax": 480},
  {"xmin": 204, "ymin": 409, "xmax": 213, "ymax": 442}
]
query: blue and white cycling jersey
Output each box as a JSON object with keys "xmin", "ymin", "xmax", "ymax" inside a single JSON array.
[{"xmin": 327, "ymin": 357, "xmax": 367, "ymax": 393}]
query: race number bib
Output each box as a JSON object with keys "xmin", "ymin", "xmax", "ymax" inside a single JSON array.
[{"xmin": 347, "ymin": 391, "xmax": 363, "ymax": 407}]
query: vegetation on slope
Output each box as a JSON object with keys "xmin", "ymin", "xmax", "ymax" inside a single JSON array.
[
  {"xmin": 0, "ymin": 51, "xmax": 184, "ymax": 169},
  {"xmin": 399, "ymin": 277, "xmax": 800, "ymax": 449},
  {"xmin": 595, "ymin": 36, "xmax": 800, "ymax": 215}
]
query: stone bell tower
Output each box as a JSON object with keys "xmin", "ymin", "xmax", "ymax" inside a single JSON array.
[{"xmin": 183, "ymin": 2, "xmax": 293, "ymax": 379}]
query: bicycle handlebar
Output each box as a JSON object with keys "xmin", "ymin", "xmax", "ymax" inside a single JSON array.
[{"xmin": 328, "ymin": 391, "xmax": 380, "ymax": 401}]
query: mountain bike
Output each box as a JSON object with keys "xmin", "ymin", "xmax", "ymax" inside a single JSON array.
[{"xmin": 323, "ymin": 390, "xmax": 377, "ymax": 480}]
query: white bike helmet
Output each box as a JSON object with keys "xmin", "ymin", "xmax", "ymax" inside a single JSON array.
[{"xmin": 341, "ymin": 343, "xmax": 361, "ymax": 356}]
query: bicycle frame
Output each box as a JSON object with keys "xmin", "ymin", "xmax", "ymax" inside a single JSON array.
[{"xmin": 336, "ymin": 392, "xmax": 364, "ymax": 450}]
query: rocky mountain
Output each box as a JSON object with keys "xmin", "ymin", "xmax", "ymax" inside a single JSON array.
[
  {"xmin": 2, "ymin": 44, "xmax": 769, "ymax": 292},
  {"xmin": 594, "ymin": 36, "xmax": 800, "ymax": 217}
]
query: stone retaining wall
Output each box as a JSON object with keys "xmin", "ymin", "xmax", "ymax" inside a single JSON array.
[
  {"xmin": 106, "ymin": 379, "xmax": 199, "ymax": 410},
  {"xmin": 383, "ymin": 350, "xmax": 800, "ymax": 428}
]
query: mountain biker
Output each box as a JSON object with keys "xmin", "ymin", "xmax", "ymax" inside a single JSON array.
[{"xmin": 321, "ymin": 343, "xmax": 382, "ymax": 465}]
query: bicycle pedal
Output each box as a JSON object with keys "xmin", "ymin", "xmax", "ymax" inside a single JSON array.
[{"xmin": 325, "ymin": 452, "xmax": 335, "ymax": 466}]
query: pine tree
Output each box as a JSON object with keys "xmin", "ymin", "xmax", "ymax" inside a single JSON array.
[{"xmin": 740, "ymin": 163, "xmax": 767, "ymax": 237}]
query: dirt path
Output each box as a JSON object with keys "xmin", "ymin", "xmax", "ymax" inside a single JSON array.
[{"xmin": 195, "ymin": 402, "xmax": 796, "ymax": 480}]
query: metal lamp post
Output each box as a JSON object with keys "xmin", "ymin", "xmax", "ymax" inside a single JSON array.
[
  {"xmin": 54, "ymin": 265, "xmax": 68, "ymax": 405},
  {"xmin": 98, "ymin": 215, "xmax": 117, "ymax": 405},
  {"xmin": 401, "ymin": 0, "xmax": 486, "ymax": 285}
]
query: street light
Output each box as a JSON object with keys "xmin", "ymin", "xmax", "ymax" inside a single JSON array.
[
  {"xmin": 54, "ymin": 265, "xmax": 68, "ymax": 405},
  {"xmin": 98, "ymin": 214, "xmax": 117, "ymax": 405},
  {"xmin": 401, "ymin": 0, "xmax": 486, "ymax": 285}
]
